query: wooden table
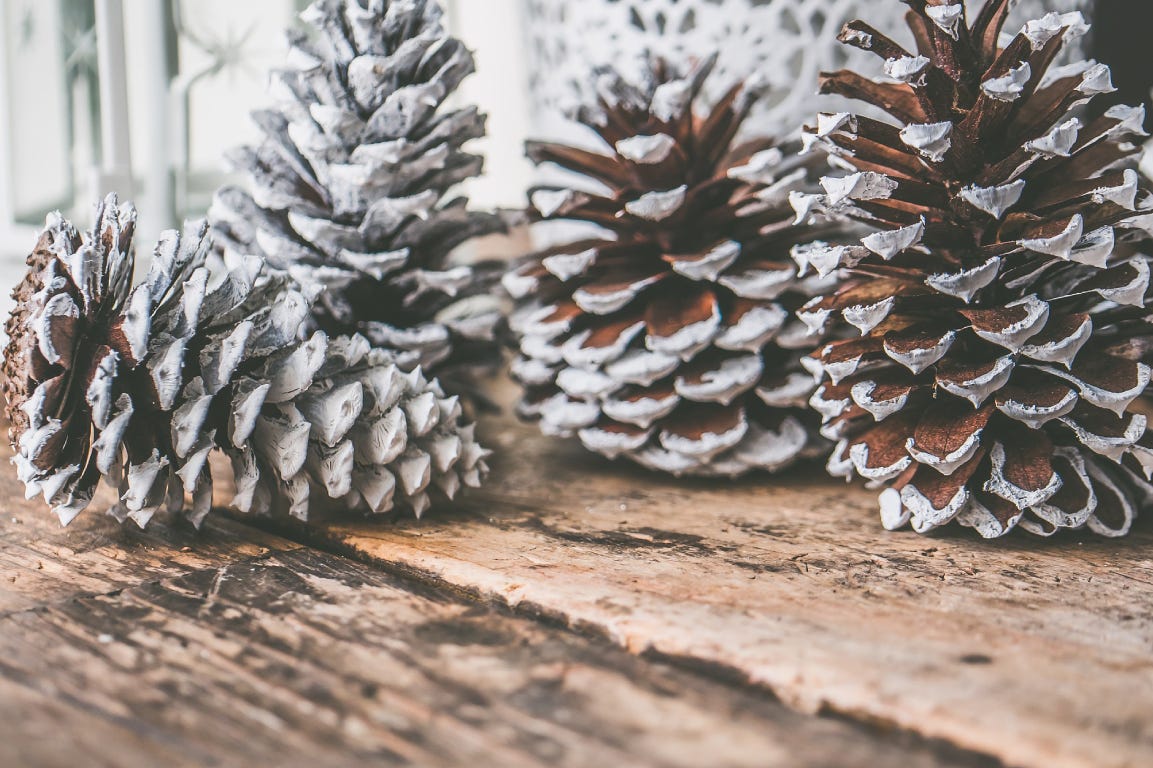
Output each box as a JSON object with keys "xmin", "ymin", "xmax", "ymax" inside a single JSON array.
[{"xmin": 1, "ymin": 379, "xmax": 1150, "ymax": 768}]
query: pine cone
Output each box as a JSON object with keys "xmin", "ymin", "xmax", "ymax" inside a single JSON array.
[
  {"xmin": 210, "ymin": 0, "xmax": 505, "ymax": 380},
  {"xmin": 3, "ymin": 195, "xmax": 489, "ymax": 527},
  {"xmin": 504, "ymin": 56, "xmax": 839, "ymax": 477},
  {"xmin": 228, "ymin": 333, "xmax": 490, "ymax": 521},
  {"xmin": 795, "ymin": 2, "xmax": 1153, "ymax": 537}
]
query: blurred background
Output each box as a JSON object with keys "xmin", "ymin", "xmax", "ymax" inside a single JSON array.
[
  {"xmin": 0, "ymin": 0, "xmax": 534, "ymax": 264},
  {"xmin": 0, "ymin": 0, "xmax": 1149, "ymax": 278}
]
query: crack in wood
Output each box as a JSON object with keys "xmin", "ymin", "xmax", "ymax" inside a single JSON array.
[
  {"xmin": 2, "ymin": 396, "xmax": 1151, "ymax": 766},
  {"xmin": 242, "ymin": 397, "xmax": 1153, "ymax": 768},
  {"xmin": 243, "ymin": 515, "xmax": 1008, "ymax": 768},
  {"xmin": 0, "ymin": 539, "xmax": 982, "ymax": 767}
]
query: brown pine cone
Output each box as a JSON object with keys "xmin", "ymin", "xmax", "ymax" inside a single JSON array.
[
  {"xmin": 504, "ymin": 56, "xmax": 843, "ymax": 476},
  {"xmin": 795, "ymin": 1, "xmax": 1153, "ymax": 537}
]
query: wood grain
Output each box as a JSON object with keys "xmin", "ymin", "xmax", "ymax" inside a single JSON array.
[
  {"xmin": 0, "ymin": 505, "xmax": 298, "ymax": 616},
  {"xmin": 288, "ymin": 392, "xmax": 1153, "ymax": 768},
  {"xmin": 0, "ymin": 466, "xmax": 983, "ymax": 767},
  {"xmin": 0, "ymin": 677, "xmax": 189, "ymax": 768}
]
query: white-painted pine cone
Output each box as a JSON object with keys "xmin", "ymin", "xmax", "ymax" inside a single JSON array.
[
  {"xmin": 228, "ymin": 334, "xmax": 490, "ymax": 521},
  {"xmin": 2, "ymin": 195, "xmax": 488, "ymax": 529},
  {"xmin": 210, "ymin": 0, "xmax": 505, "ymax": 377}
]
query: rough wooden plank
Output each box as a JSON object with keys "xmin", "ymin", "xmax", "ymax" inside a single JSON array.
[
  {"xmin": 0, "ymin": 445, "xmax": 984, "ymax": 767},
  {"xmin": 0, "ymin": 499, "xmax": 301, "ymax": 616},
  {"xmin": 291, "ymin": 398, "xmax": 1153, "ymax": 768},
  {"xmin": 0, "ymin": 542, "xmax": 983, "ymax": 767},
  {"xmin": 0, "ymin": 677, "xmax": 189, "ymax": 768}
]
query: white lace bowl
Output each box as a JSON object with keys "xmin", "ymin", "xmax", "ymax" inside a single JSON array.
[{"xmin": 524, "ymin": 0, "xmax": 1094, "ymax": 138}]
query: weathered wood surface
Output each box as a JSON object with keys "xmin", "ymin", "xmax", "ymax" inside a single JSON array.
[
  {"xmin": 0, "ymin": 500, "xmax": 298, "ymax": 617},
  {"xmin": 0, "ymin": 467, "xmax": 986, "ymax": 768},
  {"xmin": 286, "ymin": 383, "xmax": 1153, "ymax": 768}
]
